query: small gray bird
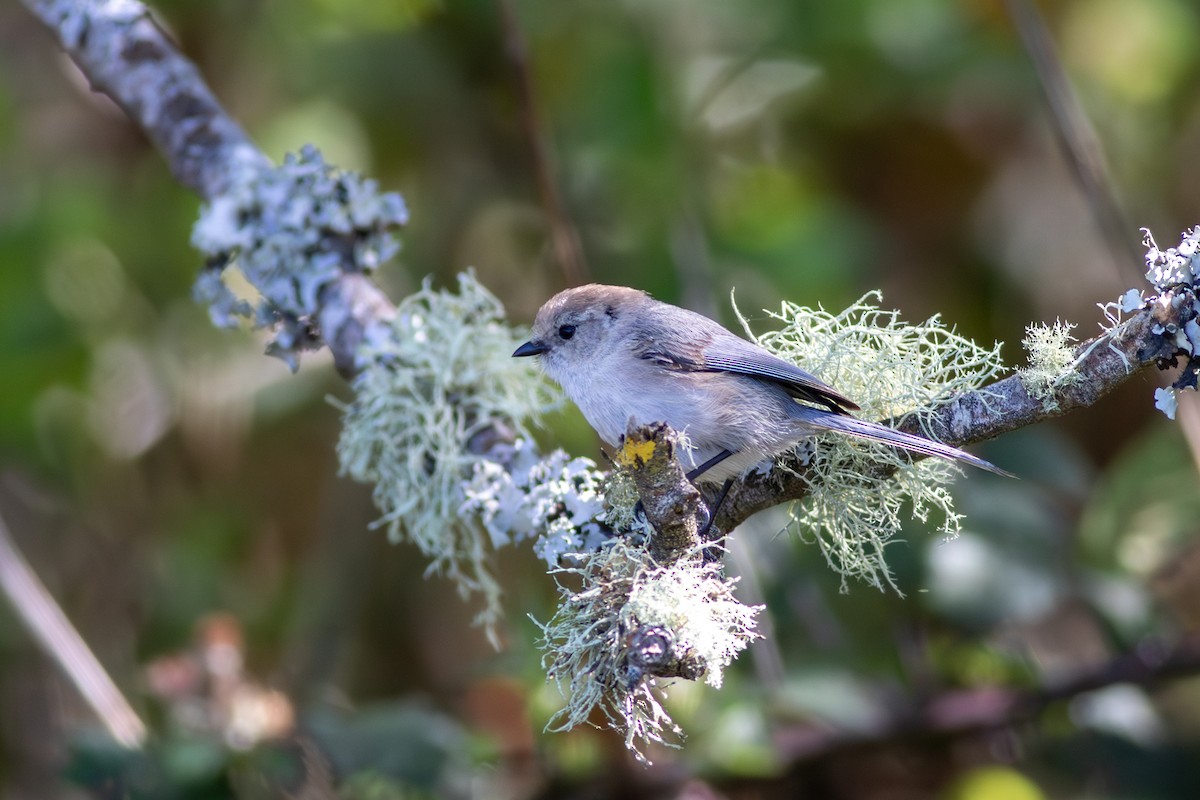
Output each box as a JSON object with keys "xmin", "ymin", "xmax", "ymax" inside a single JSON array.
[{"xmin": 513, "ymin": 284, "xmax": 1003, "ymax": 487}]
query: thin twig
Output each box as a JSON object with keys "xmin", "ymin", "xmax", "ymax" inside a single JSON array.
[
  {"xmin": 1004, "ymin": 0, "xmax": 1140, "ymax": 278},
  {"xmin": 1174, "ymin": 390, "xmax": 1200, "ymax": 474},
  {"xmin": 495, "ymin": 0, "xmax": 589, "ymax": 287},
  {"xmin": 0, "ymin": 510, "xmax": 146, "ymax": 748},
  {"xmin": 776, "ymin": 631, "xmax": 1200, "ymax": 765}
]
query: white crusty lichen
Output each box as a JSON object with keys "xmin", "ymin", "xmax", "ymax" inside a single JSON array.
[
  {"xmin": 1018, "ymin": 320, "xmax": 1082, "ymax": 410},
  {"xmin": 1138, "ymin": 227, "xmax": 1200, "ymax": 419},
  {"xmin": 335, "ymin": 273, "xmax": 558, "ymax": 631},
  {"xmin": 191, "ymin": 145, "xmax": 408, "ymax": 368},
  {"xmin": 535, "ymin": 540, "xmax": 762, "ymax": 762},
  {"xmin": 459, "ymin": 445, "xmax": 644, "ymax": 568},
  {"xmin": 1144, "ymin": 226, "xmax": 1200, "ymax": 288},
  {"xmin": 734, "ymin": 291, "xmax": 1006, "ymax": 591},
  {"xmin": 1155, "ymin": 386, "xmax": 1179, "ymax": 420}
]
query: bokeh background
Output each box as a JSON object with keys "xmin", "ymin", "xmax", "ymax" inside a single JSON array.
[{"xmin": 2, "ymin": 0, "xmax": 1200, "ymax": 797}]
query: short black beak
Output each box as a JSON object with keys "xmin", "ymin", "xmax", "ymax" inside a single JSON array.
[{"xmin": 513, "ymin": 340, "xmax": 549, "ymax": 358}]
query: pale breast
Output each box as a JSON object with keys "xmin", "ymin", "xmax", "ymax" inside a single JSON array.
[{"xmin": 551, "ymin": 347, "xmax": 820, "ymax": 483}]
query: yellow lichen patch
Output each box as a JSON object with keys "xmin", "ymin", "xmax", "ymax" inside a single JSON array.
[{"xmin": 616, "ymin": 437, "xmax": 658, "ymax": 469}]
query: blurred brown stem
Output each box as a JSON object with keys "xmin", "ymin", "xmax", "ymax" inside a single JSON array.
[
  {"xmin": 496, "ymin": 0, "xmax": 589, "ymax": 287},
  {"xmin": 1174, "ymin": 390, "xmax": 1200, "ymax": 474},
  {"xmin": 1004, "ymin": 0, "xmax": 1140, "ymax": 278},
  {"xmin": 774, "ymin": 631, "xmax": 1200, "ymax": 766},
  {"xmin": 0, "ymin": 510, "xmax": 146, "ymax": 748}
]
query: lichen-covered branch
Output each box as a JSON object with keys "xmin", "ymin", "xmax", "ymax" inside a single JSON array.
[
  {"xmin": 336, "ymin": 275, "xmax": 560, "ymax": 637},
  {"xmin": 189, "ymin": 146, "xmax": 408, "ymax": 372},
  {"xmin": 22, "ymin": 0, "xmax": 400, "ymax": 373},
  {"xmin": 572, "ymin": 235, "xmax": 1194, "ymax": 593},
  {"xmin": 716, "ymin": 281, "xmax": 1185, "ymax": 536},
  {"xmin": 536, "ymin": 538, "xmax": 761, "ymax": 761},
  {"xmin": 22, "ymin": 0, "xmax": 265, "ymax": 198},
  {"xmin": 25, "ymin": 0, "xmax": 1200, "ymax": 763},
  {"xmin": 612, "ymin": 422, "xmax": 708, "ymax": 563}
]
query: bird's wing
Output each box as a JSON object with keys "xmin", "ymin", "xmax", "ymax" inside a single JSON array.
[
  {"xmin": 632, "ymin": 311, "xmax": 860, "ymax": 413},
  {"xmin": 698, "ymin": 334, "xmax": 860, "ymax": 412}
]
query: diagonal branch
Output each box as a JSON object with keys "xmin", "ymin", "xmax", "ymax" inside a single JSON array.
[
  {"xmin": 33, "ymin": 0, "xmax": 1178, "ymax": 551},
  {"xmin": 770, "ymin": 630, "xmax": 1200, "ymax": 769},
  {"xmin": 0, "ymin": 511, "xmax": 146, "ymax": 748},
  {"xmin": 1003, "ymin": 0, "xmax": 1140, "ymax": 275},
  {"xmin": 23, "ymin": 0, "xmax": 266, "ymax": 199},
  {"xmin": 23, "ymin": 0, "xmax": 1200, "ymax": 763},
  {"xmin": 21, "ymin": 0, "xmax": 398, "ymax": 375}
]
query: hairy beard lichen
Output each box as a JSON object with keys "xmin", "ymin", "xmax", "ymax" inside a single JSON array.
[
  {"xmin": 1018, "ymin": 320, "xmax": 1082, "ymax": 410},
  {"xmin": 534, "ymin": 540, "xmax": 761, "ymax": 762},
  {"xmin": 734, "ymin": 291, "xmax": 1007, "ymax": 591},
  {"xmin": 335, "ymin": 272, "xmax": 559, "ymax": 635}
]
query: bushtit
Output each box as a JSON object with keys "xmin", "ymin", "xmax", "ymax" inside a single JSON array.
[{"xmin": 513, "ymin": 284, "xmax": 1003, "ymax": 486}]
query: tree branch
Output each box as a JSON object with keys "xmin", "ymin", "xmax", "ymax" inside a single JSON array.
[
  {"xmin": 614, "ymin": 422, "xmax": 708, "ymax": 563},
  {"xmin": 598, "ymin": 299, "xmax": 1176, "ymax": 554},
  {"xmin": 714, "ymin": 304, "xmax": 1171, "ymax": 533},
  {"xmin": 21, "ymin": 0, "xmax": 398, "ymax": 374},
  {"xmin": 23, "ymin": 0, "xmax": 265, "ymax": 198},
  {"xmin": 23, "ymin": 0, "xmax": 1200, "ymax": 765},
  {"xmin": 771, "ymin": 630, "xmax": 1200, "ymax": 768},
  {"xmin": 30, "ymin": 0, "xmax": 1181, "ymax": 559}
]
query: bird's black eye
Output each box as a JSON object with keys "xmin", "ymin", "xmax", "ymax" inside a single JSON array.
[{"xmin": 558, "ymin": 324, "xmax": 576, "ymax": 340}]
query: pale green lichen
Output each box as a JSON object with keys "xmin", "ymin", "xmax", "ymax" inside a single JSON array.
[
  {"xmin": 623, "ymin": 556, "xmax": 761, "ymax": 691},
  {"xmin": 335, "ymin": 272, "xmax": 558, "ymax": 633},
  {"xmin": 597, "ymin": 467, "xmax": 646, "ymax": 536},
  {"xmin": 535, "ymin": 540, "xmax": 761, "ymax": 762},
  {"xmin": 1018, "ymin": 320, "xmax": 1083, "ymax": 410},
  {"xmin": 734, "ymin": 291, "xmax": 1006, "ymax": 591}
]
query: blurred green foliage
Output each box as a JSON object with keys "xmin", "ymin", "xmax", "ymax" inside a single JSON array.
[{"xmin": 2, "ymin": 0, "xmax": 1200, "ymax": 796}]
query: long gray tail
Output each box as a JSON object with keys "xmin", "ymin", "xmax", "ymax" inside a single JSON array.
[{"xmin": 800, "ymin": 410, "xmax": 1010, "ymax": 476}]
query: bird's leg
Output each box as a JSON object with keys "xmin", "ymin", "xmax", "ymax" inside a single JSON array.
[
  {"xmin": 686, "ymin": 449, "xmax": 734, "ymax": 482},
  {"xmin": 685, "ymin": 449, "xmax": 735, "ymax": 542},
  {"xmin": 698, "ymin": 478, "xmax": 733, "ymax": 542}
]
